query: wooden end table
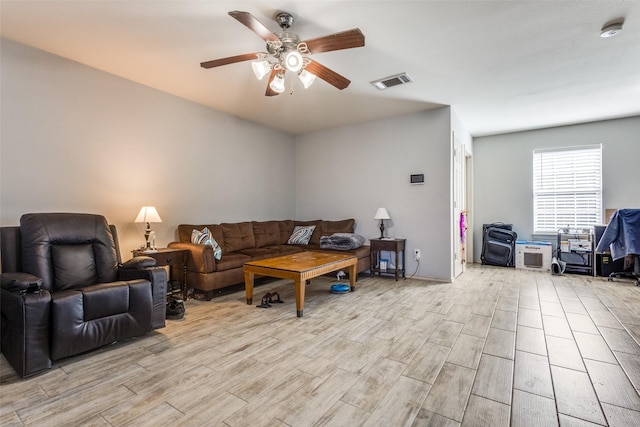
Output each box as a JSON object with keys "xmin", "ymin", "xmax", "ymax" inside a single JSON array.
[
  {"xmin": 243, "ymin": 251, "xmax": 358, "ymax": 317},
  {"xmin": 370, "ymin": 238, "xmax": 406, "ymax": 280}
]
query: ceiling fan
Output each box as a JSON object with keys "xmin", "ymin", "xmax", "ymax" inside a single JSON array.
[{"xmin": 200, "ymin": 11, "xmax": 365, "ymax": 96}]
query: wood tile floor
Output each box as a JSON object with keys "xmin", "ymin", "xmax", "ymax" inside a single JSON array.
[{"xmin": 2, "ymin": 265, "xmax": 640, "ymax": 426}]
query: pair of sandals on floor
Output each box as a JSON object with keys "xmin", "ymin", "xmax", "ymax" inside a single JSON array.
[{"xmin": 256, "ymin": 292, "xmax": 284, "ymax": 308}]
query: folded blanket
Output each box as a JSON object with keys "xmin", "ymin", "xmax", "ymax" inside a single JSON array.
[{"xmin": 320, "ymin": 233, "xmax": 365, "ymax": 250}]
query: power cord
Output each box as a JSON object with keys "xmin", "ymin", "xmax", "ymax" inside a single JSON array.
[{"xmin": 407, "ymin": 259, "xmax": 420, "ymax": 279}]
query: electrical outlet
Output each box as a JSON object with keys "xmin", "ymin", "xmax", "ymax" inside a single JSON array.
[{"xmin": 414, "ymin": 249, "xmax": 421, "ymax": 261}]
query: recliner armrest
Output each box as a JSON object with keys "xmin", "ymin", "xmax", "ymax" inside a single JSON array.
[
  {"xmin": 1, "ymin": 272, "xmax": 43, "ymax": 293},
  {"xmin": 0, "ymin": 287, "xmax": 52, "ymax": 377},
  {"xmin": 120, "ymin": 256, "xmax": 157, "ymax": 269},
  {"xmin": 117, "ymin": 266, "xmax": 167, "ymax": 329}
]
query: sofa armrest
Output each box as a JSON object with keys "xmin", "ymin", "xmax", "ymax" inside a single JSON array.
[
  {"xmin": 118, "ymin": 267, "xmax": 167, "ymax": 329},
  {"xmin": 168, "ymin": 242, "xmax": 217, "ymax": 273},
  {"xmin": 1, "ymin": 272, "xmax": 43, "ymax": 293},
  {"xmin": 0, "ymin": 287, "xmax": 52, "ymax": 377}
]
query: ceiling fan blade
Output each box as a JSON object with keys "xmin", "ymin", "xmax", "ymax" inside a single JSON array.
[
  {"xmin": 265, "ymin": 69, "xmax": 280, "ymax": 97},
  {"xmin": 302, "ymin": 29, "xmax": 365, "ymax": 54},
  {"xmin": 200, "ymin": 52, "xmax": 262, "ymax": 69},
  {"xmin": 305, "ymin": 60, "xmax": 351, "ymax": 90},
  {"xmin": 229, "ymin": 11, "xmax": 280, "ymax": 43}
]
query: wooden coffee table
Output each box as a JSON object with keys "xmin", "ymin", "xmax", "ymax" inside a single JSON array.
[{"xmin": 244, "ymin": 251, "xmax": 358, "ymax": 317}]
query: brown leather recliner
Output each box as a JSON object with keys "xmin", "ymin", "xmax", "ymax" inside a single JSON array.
[{"xmin": 0, "ymin": 213, "xmax": 167, "ymax": 377}]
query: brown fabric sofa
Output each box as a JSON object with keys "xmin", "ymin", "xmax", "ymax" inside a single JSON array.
[{"xmin": 168, "ymin": 219, "xmax": 370, "ymax": 299}]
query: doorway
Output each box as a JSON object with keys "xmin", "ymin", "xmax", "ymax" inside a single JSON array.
[{"xmin": 453, "ymin": 132, "xmax": 471, "ymax": 278}]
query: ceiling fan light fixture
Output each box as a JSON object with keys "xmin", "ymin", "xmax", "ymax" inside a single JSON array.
[
  {"xmin": 283, "ymin": 51, "xmax": 303, "ymax": 72},
  {"xmin": 251, "ymin": 60, "xmax": 272, "ymax": 80},
  {"xmin": 298, "ymin": 69, "xmax": 317, "ymax": 89},
  {"xmin": 269, "ymin": 73, "xmax": 286, "ymax": 93},
  {"xmin": 201, "ymin": 11, "xmax": 365, "ymax": 96}
]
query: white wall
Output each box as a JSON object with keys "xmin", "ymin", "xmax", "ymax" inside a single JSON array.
[
  {"xmin": 472, "ymin": 116, "xmax": 640, "ymax": 261},
  {"xmin": 0, "ymin": 39, "xmax": 296, "ymax": 256},
  {"xmin": 295, "ymin": 108, "xmax": 454, "ymax": 281}
]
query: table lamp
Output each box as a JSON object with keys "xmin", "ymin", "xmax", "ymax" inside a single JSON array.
[
  {"xmin": 374, "ymin": 208, "xmax": 391, "ymax": 239},
  {"xmin": 135, "ymin": 206, "xmax": 162, "ymax": 251}
]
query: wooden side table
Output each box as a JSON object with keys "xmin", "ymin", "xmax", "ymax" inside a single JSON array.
[
  {"xmin": 133, "ymin": 248, "xmax": 189, "ymax": 299},
  {"xmin": 370, "ymin": 238, "xmax": 406, "ymax": 281}
]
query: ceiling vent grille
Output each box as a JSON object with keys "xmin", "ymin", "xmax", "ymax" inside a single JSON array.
[{"xmin": 370, "ymin": 73, "xmax": 413, "ymax": 90}]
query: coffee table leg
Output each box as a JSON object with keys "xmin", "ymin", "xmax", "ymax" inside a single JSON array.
[
  {"xmin": 244, "ymin": 270, "xmax": 254, "ymax": 305},
  {"xmin": 295, "ymin": 277, "xmax": 305, "ymax": 317},
  {"xmin": 349, "ymin": 263, "xmax": 357, "ymax": 291}
]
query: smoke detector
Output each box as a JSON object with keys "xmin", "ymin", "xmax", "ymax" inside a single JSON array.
[
  {"xmin": 371, "ymin": 73, "xmax": 413, "ymax": 90},
  {"xmin": 601, "ymin": 21, "xmax": 623, "ymax": 38}
]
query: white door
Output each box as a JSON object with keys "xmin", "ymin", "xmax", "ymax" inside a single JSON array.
[{"xmin": 453, "ymin": 133, "xmax": 466, "ymax": 278}]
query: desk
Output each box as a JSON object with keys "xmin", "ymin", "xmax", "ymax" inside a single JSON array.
[{"xmin": 370, "ymin": 238, "xmax": 406, "ymax": 280}]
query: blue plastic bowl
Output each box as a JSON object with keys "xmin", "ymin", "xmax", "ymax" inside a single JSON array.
[{"xmin": 330, "ymin": 283, "xmax": 350, "ymax": 294}]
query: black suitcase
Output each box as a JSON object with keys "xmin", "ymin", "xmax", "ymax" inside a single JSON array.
[{"xmin": 482, "ymin": 224, "xmax": 517, "ymax": 267}]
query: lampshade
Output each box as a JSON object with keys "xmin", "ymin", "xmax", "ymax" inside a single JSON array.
[
  {"xmin": 251, "ymin": 60, "xmax": 272, "ymax": 80},
  {"xmin": 135, "ymin": 206, "xmax": 162, "ymax": 223},
  {"xmin": 374, "ymin": 208, "xmax": 391, "ymax": 220},
  {"xmin": 298, "ymin": 69, "xmax": 317, "ymax": 89},
  {"xmin": 269, "ymin": 73, "xmax": 286, "ymax": 93}
]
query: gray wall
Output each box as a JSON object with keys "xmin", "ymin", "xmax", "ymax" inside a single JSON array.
[
  {"xmin": 295, "ymin": 108, "xmax": 459, "ymax": 281},
  {"xmin": 472, "ymin": 116, "xmax": 640, "ymax": 261},
  {"xmin": 1, "ymin": 39, "xmax": 296, "ymax": 255},
  {"xmin": 1, "ymin": 39, "xmax": 465, "ymax": 280}
]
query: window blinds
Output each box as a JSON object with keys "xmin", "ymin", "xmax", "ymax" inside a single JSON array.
[{"xmin": 533, "ymin": 145, "xmax": 602, "ymax": 233}]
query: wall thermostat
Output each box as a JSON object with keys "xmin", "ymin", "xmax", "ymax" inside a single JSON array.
[{"xmin": 410, "ymin": 174, "xmax": 424, "ymax": 184}]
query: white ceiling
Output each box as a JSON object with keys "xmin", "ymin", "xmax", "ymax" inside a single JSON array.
[{"xmin": 2, "ymin": 1, "xmax": 639, "ymax": 136}]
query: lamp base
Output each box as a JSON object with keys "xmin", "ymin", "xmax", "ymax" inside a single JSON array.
[
  {"xmin": 144, "ymin": 222, "xmax": 154, "ymax": 250},
  {"xmin": 379, "ymin": 220, "xmax": 385, "ymax": 239}
]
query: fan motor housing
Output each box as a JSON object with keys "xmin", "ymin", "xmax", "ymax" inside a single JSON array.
[
  {"xmin": 268, "ymin": 32, "xmax": 299, "ymax": 55},
  {"xmin": 276, "ymin": 12, "xmax": 294, "ymax": 29}
]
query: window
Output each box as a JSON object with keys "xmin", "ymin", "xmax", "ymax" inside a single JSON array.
[{"xmin": 533, "ymin": 145, "xmax": 602, "ymax": 233}]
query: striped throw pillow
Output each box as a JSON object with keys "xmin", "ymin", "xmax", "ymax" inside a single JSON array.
[
  {"xmin": 191, "ymin": 227, "xmax": 222, "ymax": 260},
  {"xmin": 287, "ymin": 225, "xmax": 316, "ymax": 245}
]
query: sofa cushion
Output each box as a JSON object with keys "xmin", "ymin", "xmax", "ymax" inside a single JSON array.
[
  {"xmin": 287, "ymin": 225, "xmax": 316, "ymax": 245},
  {"xmin": 318, "ymin": 245, "xmax": 370, "ymax": 260},
  {"xmin": 20, "ymin": 213, "xmax": 119, "ymax": 292},
  {"xmin": 322, "ymin": 219, "xmax": 355, "ymax": 236},
  {"xmin": 278, "ymin": 220, "xmax": 294, "ymax": 244},
  {"xmin": 51, "ymin": 244, "xmax": 97, "ymax": 291},
  {"xmin": 253, "ymin": 221, "xmax": 281, "ymax": 248},
  {"xmin": 238, "ymin": 247, "xmax": 282, "ymax": 261},
  {"xmin": 50, "ymin": 280, "xmax": 152, "ymax": 361},
  {"xmin": 216, "ymin": 253, "xmax": 252, "ymax": 270},
  {"xmin": 191, "ymin": 227, "xmax": 222, "ymax": 260},
  {"xmin": 293, "ymin": 220, "xmax": 322, "ymax": 245},
  {"xmin": 83, "ymin": 282, "xmax": 129, "ymax": 321},
  {"xmin": 221, "ymin": 222, "xmax": 255, "ymax": 253},
  {"xmin": 264, "ymin": 245, "xmax": 306, "ymax": 256}
]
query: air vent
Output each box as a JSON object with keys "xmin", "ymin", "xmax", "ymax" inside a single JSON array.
[{"xmin": 370, "ymin": 73, "xmax": 413, "ymax": 90}]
